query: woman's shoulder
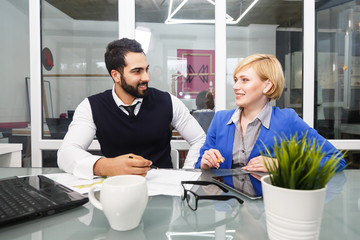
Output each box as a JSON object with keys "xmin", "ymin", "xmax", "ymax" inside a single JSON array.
[
  {"xmin": 270, "ymin": 107, "xmax": 307, "ymax": 131},
  {"xmin": 211, "ymin": 109, "xmax": 236, "ymax": 123},
  {"xmin": 272, "ymin": 107, "xmax": 299, "ymax": 119}
]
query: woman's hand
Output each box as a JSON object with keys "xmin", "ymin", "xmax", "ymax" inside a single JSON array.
[
  {"xmin": 242, "ymin": 156, "xmax": 277, "ymax": 172},
  {"xmin": 200, "ymin": 149, "xmax": 225, "ymax": 169}
]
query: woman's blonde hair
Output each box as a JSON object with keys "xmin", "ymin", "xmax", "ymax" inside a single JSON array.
[{"xmin": 233, "ymin": 54, "xmax": 284, "ymax": 100}]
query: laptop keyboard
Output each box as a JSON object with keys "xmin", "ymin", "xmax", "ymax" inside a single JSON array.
[{"xmin": 0, "ymin": 178, "xmax": 57, "ymax": 221}]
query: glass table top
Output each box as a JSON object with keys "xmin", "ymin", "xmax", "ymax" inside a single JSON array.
[{"xmin": 0, "ymin": 168, "xmax": 359, "ymax": 240}]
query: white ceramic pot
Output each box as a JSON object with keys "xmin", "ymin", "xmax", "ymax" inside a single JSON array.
[{"xmin": 261, "ymin": 175, "xmax": 327, "ymax": 240}]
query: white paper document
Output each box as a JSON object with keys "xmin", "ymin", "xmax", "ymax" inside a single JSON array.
[
  {"xmin": 145, "ymin": 169, "xmax": 201, "ymax": 196},
  {"xmin": 44, "ymin": 169, "xmax": 201, "ymax": 196}
]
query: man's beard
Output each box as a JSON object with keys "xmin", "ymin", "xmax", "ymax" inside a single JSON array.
[{"xmin": 121, "ymin": 75, "xmax": 148, "ymax": 98}]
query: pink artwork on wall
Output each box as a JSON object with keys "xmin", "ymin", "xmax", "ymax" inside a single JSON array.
[{"xmin": 176, "ymin": 49, "xmax": 215, "ymax": 99}]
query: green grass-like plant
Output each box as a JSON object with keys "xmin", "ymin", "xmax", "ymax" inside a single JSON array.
[{"xmin": 262, "ymin": 133, "xmax": 345, "ymax": 190}]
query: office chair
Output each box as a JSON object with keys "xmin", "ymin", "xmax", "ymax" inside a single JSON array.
[{"xmin": 192, "ymin": 110, "xmax": 215, "ymax": 133}]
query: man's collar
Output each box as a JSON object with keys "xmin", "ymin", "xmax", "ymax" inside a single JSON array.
[{"xmin": 112, "ymin": 84, "xmax": 143, "ymax": 106}]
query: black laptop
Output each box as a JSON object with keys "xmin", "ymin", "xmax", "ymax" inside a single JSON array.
[{"xmin": 0, "ymin": 175, "xmax": 88, "ymax": 227}]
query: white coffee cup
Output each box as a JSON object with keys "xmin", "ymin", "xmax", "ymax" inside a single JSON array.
[{"xmin": 88, "ymin": 175, "xmax": 148, "ymax": 231}]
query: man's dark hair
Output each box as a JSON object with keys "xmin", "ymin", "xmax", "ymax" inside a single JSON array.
[{"xmin": 104, "ymin": 38, "xmax": 144, "ymax": 75}]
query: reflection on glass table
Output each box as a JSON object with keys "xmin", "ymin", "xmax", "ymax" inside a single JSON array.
[{"xmin": 181, "ymin": 180, "xmax": 244, "ymax": 211}]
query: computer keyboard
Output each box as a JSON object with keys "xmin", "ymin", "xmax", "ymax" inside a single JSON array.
[{"xmin": 0, "ymin": 178, "xmax": 56, "ymax": 221}]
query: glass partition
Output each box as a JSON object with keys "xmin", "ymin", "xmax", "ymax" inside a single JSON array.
[
  {"xmin": 315, "ymin": 0, "xmax": 360, "ymax": 169},
  {"xmin": 315, "ymin": 0, "xmax": 360, "ymax": 140},
  {"xmin": 40, "ymin": 0, "xmax": 118, "ymax": 165},
  {"xmin": 135, "ymin": 0, "xmax": 215, "ymax": 112},
  {"xmin": 226, "ymin": 0, "xmax": 303, "ymax": 114},
  {"xmin": 41, "ymin": 0, "xmax": 118, "ymax": 141},
  {"xmin": 0, "ymin": 0, "xmax": 30, "ymax": 166},
  {"xmin": 135, "ymin": 0, "xmax": 216, "ymax": 140}
]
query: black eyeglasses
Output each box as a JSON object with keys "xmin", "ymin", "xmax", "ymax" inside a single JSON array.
[{"xmin": 180, "ymin": 181, "xmax": 244, "ymax": 211}]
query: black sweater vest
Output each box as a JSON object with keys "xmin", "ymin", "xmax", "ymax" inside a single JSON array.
[{"xmin": 88, "ymin": 88, "xmax": 173, "ymax": 168}]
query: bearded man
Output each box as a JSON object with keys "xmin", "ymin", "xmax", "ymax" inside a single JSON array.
[{"xmin": 58, "ymin": 38, "xmax": 205, "ymax": 179}]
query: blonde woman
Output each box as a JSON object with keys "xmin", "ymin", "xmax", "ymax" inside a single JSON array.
[{"xmin": 195, "ymin": 54, "xmax": 346, "ymax": 171}]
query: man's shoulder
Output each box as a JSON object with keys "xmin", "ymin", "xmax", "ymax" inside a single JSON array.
[
  {"xmin": 88, "ymin": 89, "xmax": 112, "ymax": 100},
  {"xmin": 147, "ymin": 87, "xmax": 171, "ymax": 102},
  {"xmin": 87, "ymin": 90, "xmax": 113, "ymax": 109}
]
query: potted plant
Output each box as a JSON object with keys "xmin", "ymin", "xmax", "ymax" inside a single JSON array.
[{"xmin": 260, "ymin": 133, "xmax": 345, "ymax": 240}]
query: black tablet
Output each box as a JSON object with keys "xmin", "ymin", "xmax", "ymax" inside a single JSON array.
[{"xmin": 212, "ymin": 173, "xmax": 264, "ymax": 200}]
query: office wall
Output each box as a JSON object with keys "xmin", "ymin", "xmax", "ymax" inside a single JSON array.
[{"xmin": 0, "ymin": 0, "xmax": 30, "ymax": 125}]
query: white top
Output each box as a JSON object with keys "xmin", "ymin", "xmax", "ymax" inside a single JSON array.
[{"xmin": 58, "ymin": 87, "xmax": 206, "ymax": 179}]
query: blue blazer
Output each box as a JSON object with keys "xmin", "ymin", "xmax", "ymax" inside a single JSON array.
[{"xmin": 194, "ymin": 107, "xmax": 347, "ymax": 170}]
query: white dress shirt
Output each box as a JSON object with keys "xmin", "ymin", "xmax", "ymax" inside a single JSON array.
[{"xmin": 58, "ymin": 86, "xmax": 206, "ymax": 179}]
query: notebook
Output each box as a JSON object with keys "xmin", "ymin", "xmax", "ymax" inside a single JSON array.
[{"xmin": 0, "ymin": 175, "xmax": 88, "ymax": 227}]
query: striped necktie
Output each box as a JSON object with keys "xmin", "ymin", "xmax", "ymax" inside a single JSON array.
[{"xmin": 122, "ymin": 102, "xmax": 139, "ymax": 117}]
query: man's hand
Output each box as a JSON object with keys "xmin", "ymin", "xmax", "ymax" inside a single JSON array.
[
  {"xmin": 200, "ymin": 149, "xmax": 224, "ymax": 169},
  {"xmin": 93, "ymin": 154, "xmax": 152, "ymax": 177},
  {"xmin": 241, "ymin": 156, "xmax": 277, "ymax": 172}
]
